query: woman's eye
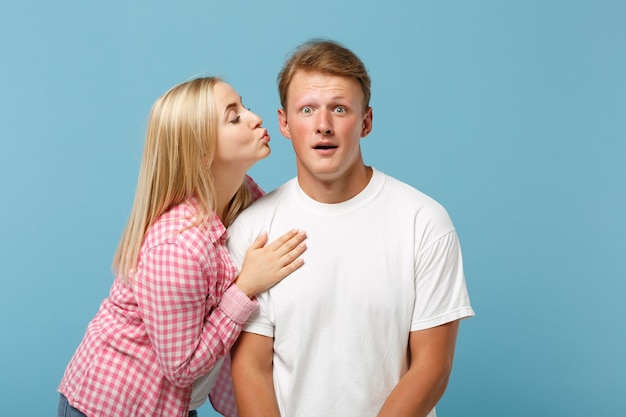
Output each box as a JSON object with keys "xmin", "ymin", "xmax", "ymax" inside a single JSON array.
[{"xmin": 230, "ymin": 115, "xmax": 241, "ymax": 124}]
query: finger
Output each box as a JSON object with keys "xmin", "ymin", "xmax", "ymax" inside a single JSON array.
[
  {"xmin": 267, "ymin": 229, "xmax": 301, "ymax": 250},
  {"xmin": 279, "ymin": 242, "xmax": 307, "ymax": 266},
  {"xmin": 249, "ymin": 232, "xmax": 269, "ymax": 250},
  {"xmin": 279, "ymin": 257, "xmax": 305, "ymax": 277},
  {"xmin": 273, "ymin": 230, "xmax": 307, "ymax": 254}
]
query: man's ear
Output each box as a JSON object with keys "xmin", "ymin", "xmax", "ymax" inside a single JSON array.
[
  {"xmin": 278, "ymin": 108, "xmax": 291, "ymax": 139},
  {"xmin": 361, "ymin": 107, "xmax": 373, "ymax": 137}
]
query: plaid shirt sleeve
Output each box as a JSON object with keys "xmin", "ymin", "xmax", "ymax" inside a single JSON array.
[
  {"xmin": 207, "ymin": 176, "xmax": 265, "ymax": 416},
  {"xmin": 209, "ymin": 353, "xmax": 238, "ymax": 416},
  {"xmin": 134, "ymin": 241, "xmax": 256, "ymax": 389}
]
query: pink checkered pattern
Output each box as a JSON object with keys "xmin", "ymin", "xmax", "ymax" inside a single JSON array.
[
  {"xmin": 245, "ymin": 174, "xmax": 265, "ymax": 202},
  {"xmin": 59, "ymin": 176, "xmax": 265, "ymax": 417},
  {"xmin": 209, "ymin": 353, "xmax": 238, "ymax": 414}
]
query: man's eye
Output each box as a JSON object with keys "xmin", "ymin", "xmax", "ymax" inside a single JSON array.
[
  {"xmin": 301, "ymin": 106, "xmax": 313, "ymax": 114},
  {"xmin": 334, "ymin": 106, "xmax": 346, "ymax": 113}
]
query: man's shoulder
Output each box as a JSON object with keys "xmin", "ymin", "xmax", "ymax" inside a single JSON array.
[
  {"xmin": 252, "ymin": 179, "xmax": 293, "ymax": 205},
  {"xmin": 235, "ymin": 178, "xmax": 295, "ymax": 222},
  {"xmin": 379, "ymin": 171, "xmax": 446, "ymax": 211}
]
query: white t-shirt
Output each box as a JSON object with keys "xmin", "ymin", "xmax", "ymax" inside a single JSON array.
[
  {"xmin": 228, "ymin": 169, "xmax": 474, "ymax": 417},
  {"xmin": 188, "ymin": 357, "xmax": 223, "ymax": 410}
]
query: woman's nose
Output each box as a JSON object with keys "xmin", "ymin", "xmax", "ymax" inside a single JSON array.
[{"xmin": 248, "ymin": 109, "xmax": 263, "ymax": 128}]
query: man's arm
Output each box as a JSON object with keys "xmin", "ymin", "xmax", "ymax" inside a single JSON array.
[
  {"xmin": 377, "ymin": 320, "xmax": 460, "ymax": 417},
  {"xmin": 231, "ymin": 331, "xmax": 281, "ymax": 417}
]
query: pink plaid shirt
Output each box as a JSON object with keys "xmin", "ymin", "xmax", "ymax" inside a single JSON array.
[{"xmin": 59, "ymin": 177, "xmax": 264, "ymax": 417}]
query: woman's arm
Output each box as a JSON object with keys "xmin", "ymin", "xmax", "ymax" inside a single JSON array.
[
  {"xmin": 134, "ymin": 229, "xmax": 306, "ymax": 389},
  {"xmin": 135, "ymin": 242, "xmax": 245, "ymax": 388}
]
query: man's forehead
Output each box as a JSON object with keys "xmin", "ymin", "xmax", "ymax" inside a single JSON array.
[{"xmin": 287, "ymin": 71, "xmax": 363, "ymax": 100}]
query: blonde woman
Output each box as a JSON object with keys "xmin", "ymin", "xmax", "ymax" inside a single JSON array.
[{"xmin": 57, "ymin": 77, "xmax": 306, "ymax": 417}]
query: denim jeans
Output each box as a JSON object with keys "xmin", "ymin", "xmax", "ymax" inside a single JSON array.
[
  {"xmin": 57, "ymin": 395, "xmax": 88, "ymax": 417},
  {"xmin": 58, "ymin": 394, "xmax": 199, "ymax": 416}
]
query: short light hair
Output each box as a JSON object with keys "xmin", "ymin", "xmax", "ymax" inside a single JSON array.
[
  {"xmin": 277, "ymin": 39, "xmax": 371, "ymax": 111},
  {"xmin": 113, "ymin": 76, "xmax": 251, "ymax": 283}
]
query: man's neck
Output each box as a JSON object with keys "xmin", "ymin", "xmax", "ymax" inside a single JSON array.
[{"xmin": 297, "ymin": 165, "xmax": 373, "ymax": 204}]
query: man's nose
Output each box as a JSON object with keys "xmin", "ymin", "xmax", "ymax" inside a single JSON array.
[{"xmin": 316, "ymin": 112, "xmax": 333, "ymax": 135}]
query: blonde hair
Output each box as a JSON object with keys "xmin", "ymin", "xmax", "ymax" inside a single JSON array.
[{"xmin": 113, "ymin": 76, "xmax": 251, "ymax": 283}]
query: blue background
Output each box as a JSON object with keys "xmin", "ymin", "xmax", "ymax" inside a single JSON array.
[{"xmin": 1, "ymin": 1, "xmax": 624, "ymax": 416}]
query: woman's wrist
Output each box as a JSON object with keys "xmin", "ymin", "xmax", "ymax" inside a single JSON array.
[
  {"xmin": 221, "ymin": 284, "xmax": 259, "ymax": 324},
  {"xmin": 233, "ymin": 275, "xmax": 256, "ymax": 299}
]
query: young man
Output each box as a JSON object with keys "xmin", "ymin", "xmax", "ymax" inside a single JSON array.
[{"xmin": 228, "ymin": 39, "xmax": 475, "ymax": 417}]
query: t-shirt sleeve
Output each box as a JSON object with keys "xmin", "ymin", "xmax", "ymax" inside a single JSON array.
[
  {"xmin": 240, "ymin": 291, "xmax": 274, "ymax": 337},
  {"xmin": 226, "ymin": 217, "xmax": 249, "ymax": 272},
  {"xmin": 227, "ymin": 215, "xmax": 275, "ymax": 338},
  {"xmin": 411, "ymin": 230, "xmax": 475, "ymax": 331}
]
